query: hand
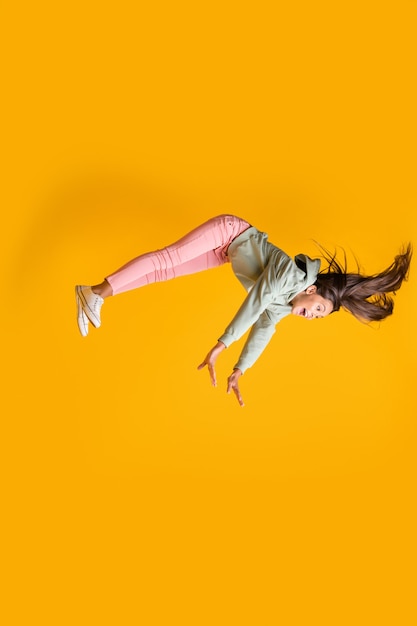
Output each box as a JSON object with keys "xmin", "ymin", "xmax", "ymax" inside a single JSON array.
[
  {"xmin": 227, "ymin": 369, "xmax": 244, "ymax": 407},
  {"xmin": 197, "ymin": 342, "xmax": 226, "ymax": 387}
]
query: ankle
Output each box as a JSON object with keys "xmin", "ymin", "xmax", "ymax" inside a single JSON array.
[{"xmin": 91, "ymin": 280, "xmax": 113, "ymax": 298}]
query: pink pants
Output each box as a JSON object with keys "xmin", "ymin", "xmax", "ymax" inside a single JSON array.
[{"xmin": 105, "ymin": 214, "xmax": 251, "ymax": 295}]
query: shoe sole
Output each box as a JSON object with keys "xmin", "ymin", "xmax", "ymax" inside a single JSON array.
[
  {"xmin": 75, "ymin": 288, "xmax": 89, "ymax": 336},
  {"xmin": 76, "ymin": 285, "xmax": 101, "ymax": 328}
]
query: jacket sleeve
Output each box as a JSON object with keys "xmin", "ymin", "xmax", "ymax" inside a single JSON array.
[
  {"xmin": 233, "ymin": 309, "xmax": 279, "ymax": 373},
  {"xmin": 218, "ymin": 261, "xmax": 279, "ymax": 348}
]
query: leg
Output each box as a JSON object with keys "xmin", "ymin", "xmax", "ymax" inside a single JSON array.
[
  {"xmin": 104, "ymin": 214, "xmax": 251, "ymax": 295},
  {"xmin": 76, "ymin": 215, "xmax": 251, "ymax": 335},
  {"xmin": 90, "ymin": 250, "xmax": 221, "ymax": 298}
]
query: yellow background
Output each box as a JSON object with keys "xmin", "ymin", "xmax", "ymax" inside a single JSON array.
[{"xmin": 2, "ymin": 1, "xmax": 416, "ymax": 624}]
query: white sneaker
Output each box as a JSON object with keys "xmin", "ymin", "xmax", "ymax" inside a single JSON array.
[
  {"xmin": 75, "ymin": 287, "xmax": 90, "ymax": 337},
  {"xmin": 76, "ymin": 285, "xmax": 104, "ymax": 328}
]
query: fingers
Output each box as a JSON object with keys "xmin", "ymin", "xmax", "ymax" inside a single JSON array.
[
  {"xmin": 198, "ymin": 358, "xmax": 244, "ymax": 403},
  {"xmin": 235, "ymin": 387, "xmax": 244, "ymax": 407},
  {"xmin": 227, "ymin": 377, "xmax": 245, "ymax": 407},
  {"xmin": 232, "ymin": 387, "xmax": 244, "ymax": 407},
  {"xmin": 209, "ymin": 364, "xmax": 217, "ymax": 387},
  {"xmin": 197, "ymin": 359, "xmax": 216, "ymax": 386}
]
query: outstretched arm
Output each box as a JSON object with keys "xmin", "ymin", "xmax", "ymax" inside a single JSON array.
[
  {"xmin": 198, "ymin": 261, "xmax": 287, "ymax": 405},
  {"xmin": 224, "ymin": 312, "xmax": 277, "ymax": 407},
  {"xmin": 198, "ymin": 311, "xmax": 279, "ymax": 407}
]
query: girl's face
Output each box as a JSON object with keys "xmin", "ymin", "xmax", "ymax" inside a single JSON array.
[{"xmin": 291, "ymin": 285, "xmax": 333, "ymax": 320}]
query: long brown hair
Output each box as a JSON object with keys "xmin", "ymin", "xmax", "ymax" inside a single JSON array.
[{"xmin": 314, "ymin": 243, "xmax": 413, "ymax": 322}]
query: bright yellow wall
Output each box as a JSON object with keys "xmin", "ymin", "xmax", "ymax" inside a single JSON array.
[{"xmin": 2, "ymin": 1, "xmax": 416, "ymax": 624}]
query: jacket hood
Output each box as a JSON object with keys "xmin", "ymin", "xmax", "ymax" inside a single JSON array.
[{"xmin": 294, "ymin": 253, "xmax": 321, "ymax": 287}]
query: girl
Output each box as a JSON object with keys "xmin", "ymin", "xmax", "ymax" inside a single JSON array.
[{"xmin": 76, "ymin": 214, "xmax": 412, "ymax": 406}]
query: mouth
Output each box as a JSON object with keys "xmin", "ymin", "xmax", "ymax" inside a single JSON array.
[{"xmin": 299, "ymin": 308, "xmax": 310, "ymax": 319}]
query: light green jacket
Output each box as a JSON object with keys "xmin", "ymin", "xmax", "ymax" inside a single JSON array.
[{"xmin": 218, "ymin": 227, "xmax": 321, "ymax": 373}]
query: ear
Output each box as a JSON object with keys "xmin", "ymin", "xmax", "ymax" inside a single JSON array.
[{"xmin": 305, "ymin": 285, "xmax": 317, "ymax": 295}]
